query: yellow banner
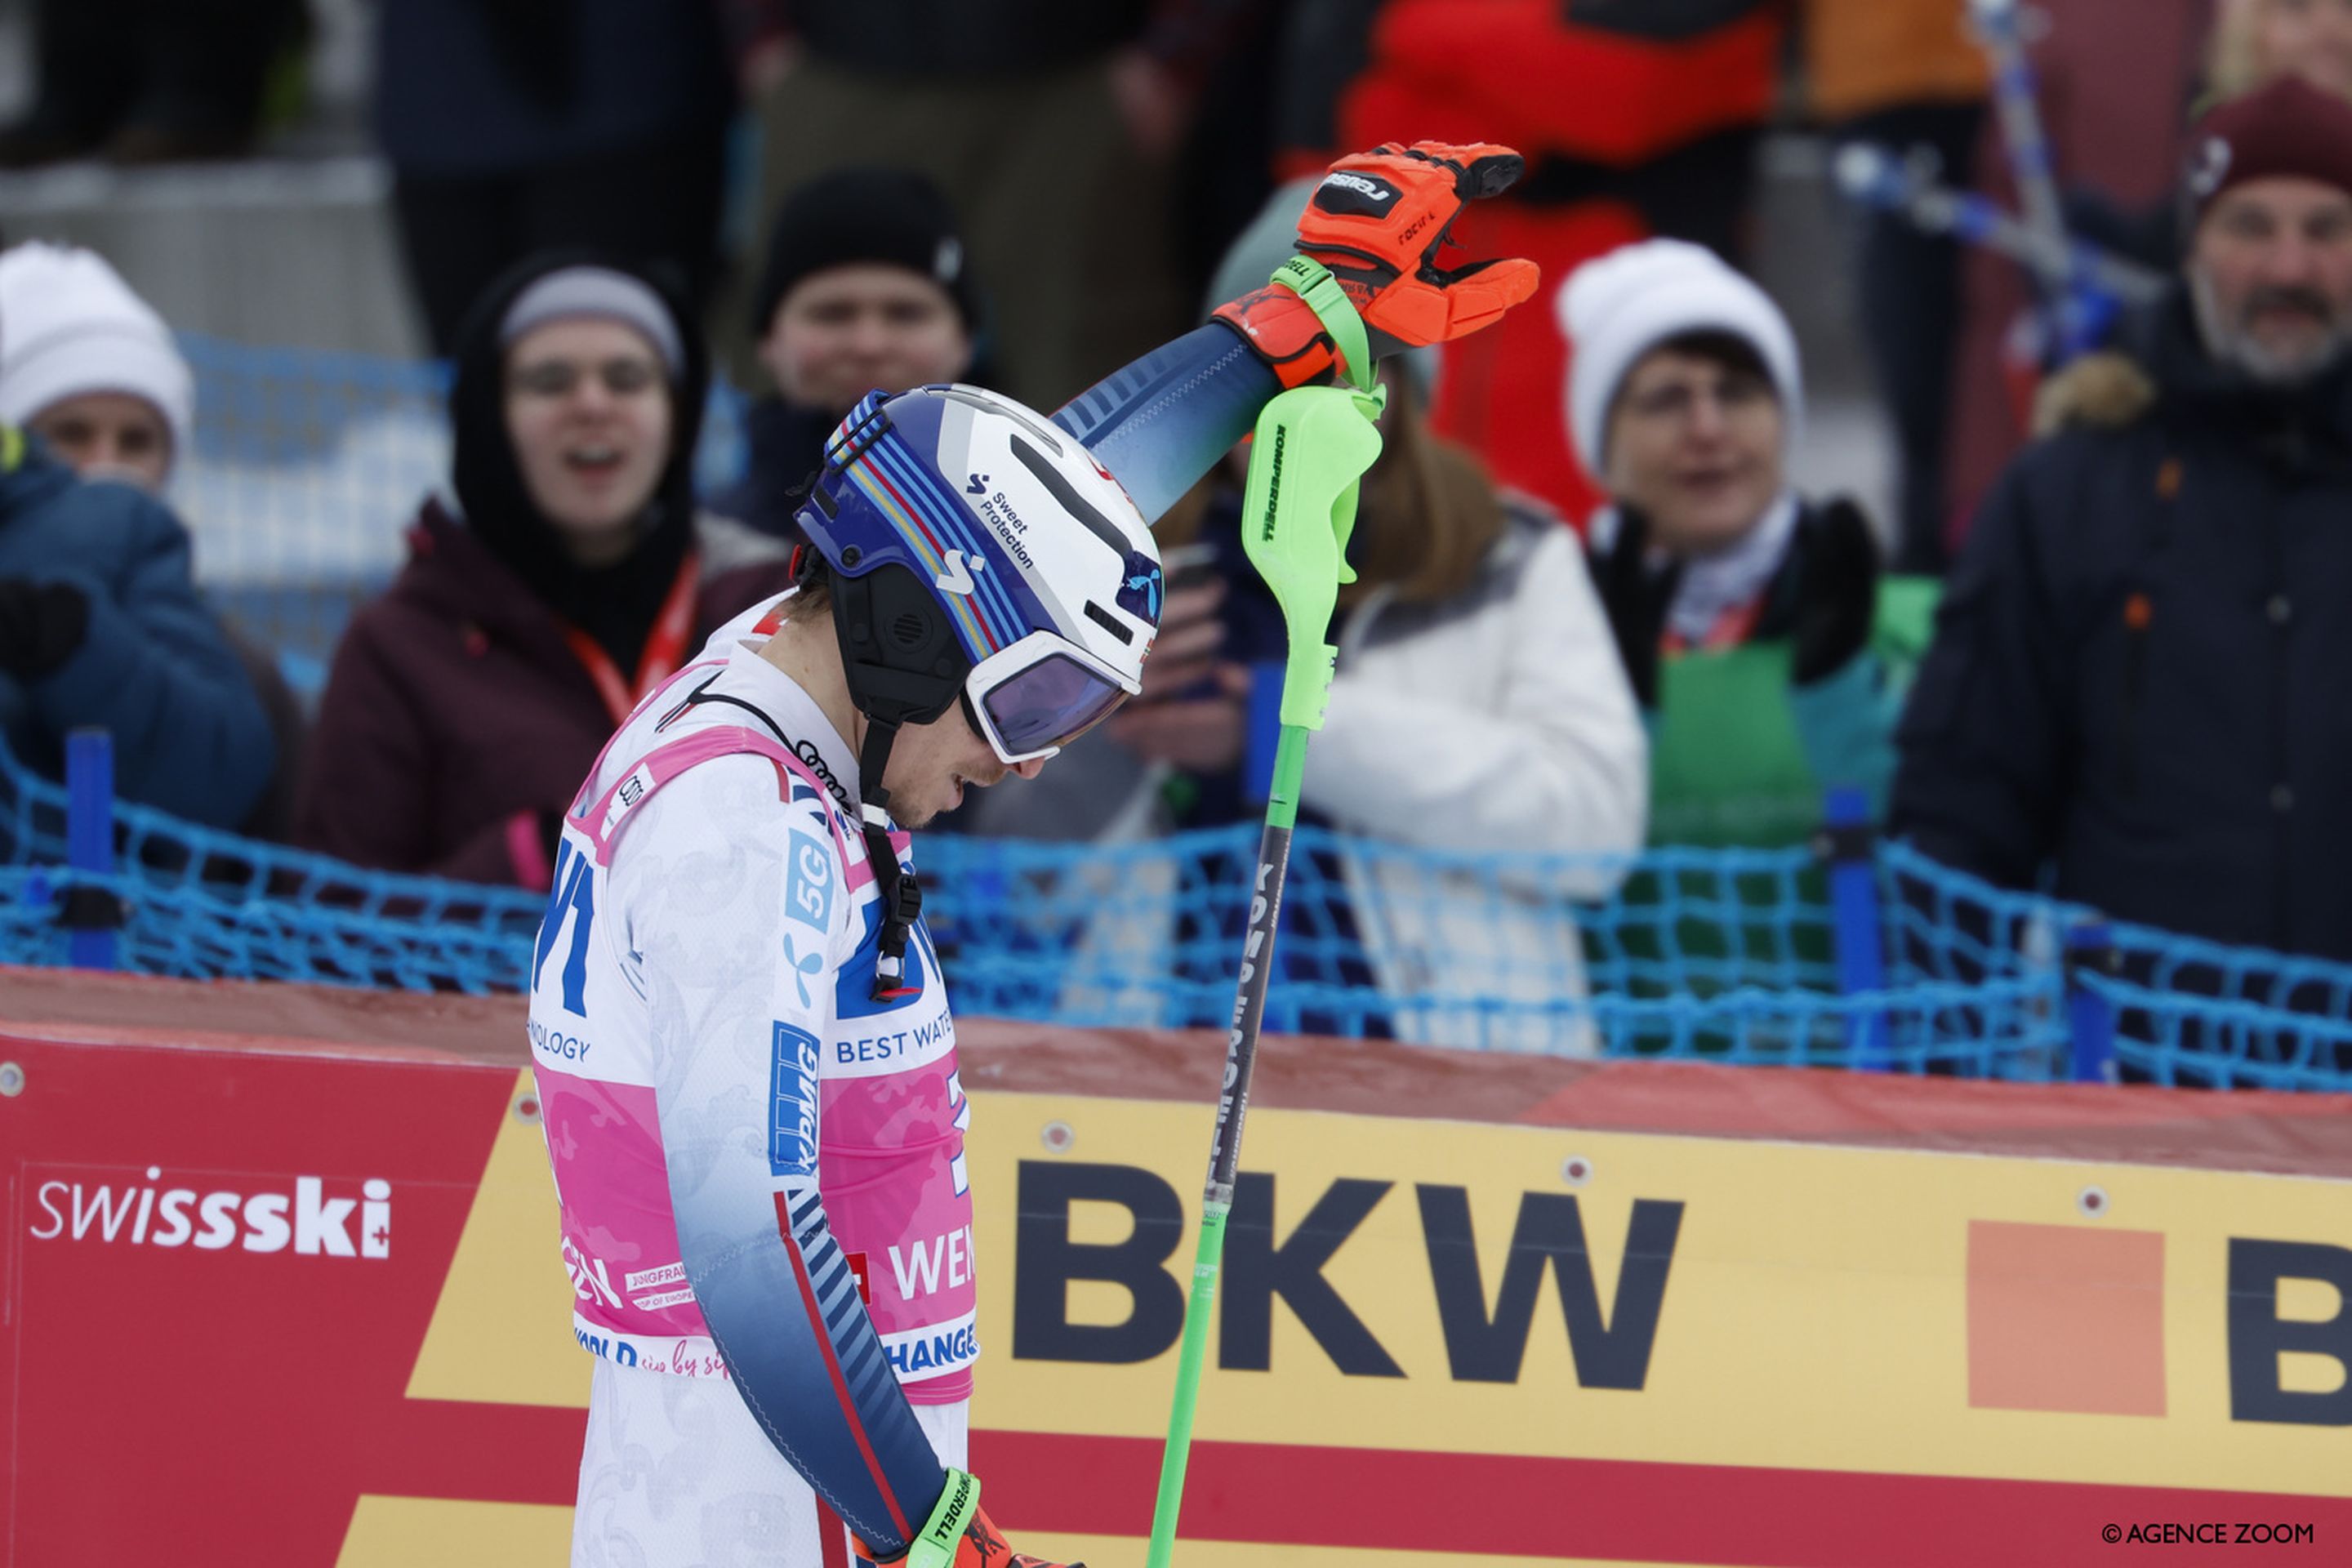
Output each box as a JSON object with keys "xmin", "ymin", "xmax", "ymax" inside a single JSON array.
[
  {"xmin": 969, "ymin": 1091, "xmax": 2352, "ymax": 1496},
  {"xmin": 347, "ymin": 1074, "xmax": 2352, "ymax": 1563}
]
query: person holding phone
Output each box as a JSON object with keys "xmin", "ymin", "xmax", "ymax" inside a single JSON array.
[{"xmin": 964, "ymin": 182, "xmax": 1649, "ymax": 1050}]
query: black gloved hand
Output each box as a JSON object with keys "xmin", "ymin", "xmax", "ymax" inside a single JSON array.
[
  {"xmin": 1790, "ymin": 498, "xmax": 1882, "ymax": 687},
  {"xmin": 1584, "ymin": 507, "xmax": 1678, "ymax": 709},
  {"xmin": 0, "ymin": 577, "xmax": 91, "ymax": 679}
]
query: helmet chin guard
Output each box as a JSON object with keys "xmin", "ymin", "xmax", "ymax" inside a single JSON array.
[{"xmin": 800, "ymin": 549, "xmax": 964, "ymax": 1000}]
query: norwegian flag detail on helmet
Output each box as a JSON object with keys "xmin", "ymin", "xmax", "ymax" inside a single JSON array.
[{"xmin": 1116, "ymin": 550, "xmax": 1164, "ymax": 627}]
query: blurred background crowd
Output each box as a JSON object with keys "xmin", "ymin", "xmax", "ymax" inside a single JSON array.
[{"xmin": 2, "ymin": 0, "xmax": 2350, "ymax": 994}]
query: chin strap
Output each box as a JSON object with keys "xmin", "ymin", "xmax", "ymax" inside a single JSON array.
[{"xmin": 856, "ymin": 715, "xmax": 924, "ymax": 1002}]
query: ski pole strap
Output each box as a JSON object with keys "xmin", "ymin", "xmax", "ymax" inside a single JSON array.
[
  {"xmin": 1269, "ymin": 256, "xmax": 1376, "ymax": 394},
  {"xmin": 906, "ymin": 1468, "xmax": 982, "ymax": 1568},
  {"xmin": 1238, "ymin": 381, "xmax": 1388, "ymax": 729}
]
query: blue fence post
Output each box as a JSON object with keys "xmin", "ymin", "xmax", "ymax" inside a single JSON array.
[
  {"xmin": 1818, "ymin": 786, "xmax": 1890, "ymax": 1071},
  {"xmin": 2064, "ymin": 917, "xmax": 2117, "ymax": 1083},
  {"xmin": 64, "ymin": 728, "xmax": 121, "ymax": 970}
]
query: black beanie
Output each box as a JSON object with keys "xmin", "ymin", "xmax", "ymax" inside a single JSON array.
[{"xmin": 750, "ymin": 166, "xmax": 979, "ymax": 338}]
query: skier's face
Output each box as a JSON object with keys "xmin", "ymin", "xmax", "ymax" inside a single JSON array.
[
  {"xmin": 880, "ymin": 698, "xmax": 1045, "ymax": 828},
  {"xmin": 2191, "ymin": 177, "xmax": 2352, "ymax": 385},
  {"xmin": 762, "ymin": 264, "xmax": 972, "ymax": 415},
  {"xmin": 26, "ymin": 392, "xmax": 172, "ymax": 493},
  {"xmin": 1603, "ymin": 346, "xmax": 1786, "ymax": 556},
  {"xmin": 504, "ymin": 318, "xmax": 675, "ymax": 564}
]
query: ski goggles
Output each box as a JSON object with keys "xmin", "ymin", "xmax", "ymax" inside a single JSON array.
[{"xmin": 963, "ymin": 630, "xmax": 1138, "ymax": 765}]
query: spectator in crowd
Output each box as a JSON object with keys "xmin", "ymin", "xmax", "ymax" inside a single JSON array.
[
  {"xmin": 2208, "ymin": 0, "xmax": 2352, "ymax": 101},
  {"xmin": 1166, "ymin": 0, "xmax": 1297, "ymax": 309},
  {"xmin": 374, "ymin": 0, "xmax": 735, "ymax": 354},
  {"xmin": 0, "ymin": 261, "xmax": 274, "ymax": 830},
  {"xmin": 0, "ymin": 242, "xmax": 191, "ymax": 492},
  {"xmin": 2056, "ymin": 0, "xmax": 2352, "ymax": 282},
  {"xmin": 0, "ymin": 0, "xmax": 305, "ymax": 166},
  {"xmin": 967, "ymin": 183, "xmax": 1648, "ymax": 1049},
  {"xmin": 1806, "ymin": 0, "xmax": 1991, "ymax": 575},
  {"xmin": 0, "ymin": 240, "xmax": 305, "ymax": 838},
  {"xmin": 1892, "ymin": 76, "xmax": 2352, "ymax": 960},
  {"xmin": 1936, "ymin": 0, "xmax": 2213, "ymax": 562},
  {"xmin": 296, "ymin": 254, "xmax": 795, "ymax": 888},
  {"xmin": 1567, "ymin": 240, "xmax": 1928, "ymax": 848},
  {"xmin": 730, "ymin": 1, "xmax": 1233, "ymax": 406},
  {"xmin": 1276, "ymin": 0, "xmax": 1788, "ymax": 523},
  {"xmin": 710, "ymin": 167, "xmax": 982, "ymax": 544}
]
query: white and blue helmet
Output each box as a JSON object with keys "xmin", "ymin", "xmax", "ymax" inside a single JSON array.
[{"xmin": 797, "ymin": 383, "xmax": 1164, "ymax": 766}]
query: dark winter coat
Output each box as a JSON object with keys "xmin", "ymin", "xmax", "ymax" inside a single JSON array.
[
  {"xmin": 292, "ymin": 501, "xmax": 792, "ymax": 887},
  {"xmin": 706, "ymin": 397, "xmax": 832, "ymax": 546},
  {"xmin": 782, "ymin": 0, "xmax": 1161, "ymax": 78},
  {"xmin": 1891, "ymin": 291, "xmax": 2352, "ymax": 960},
  {"xmin": 0, "ymin": 433, "xmax": 272, "ymax": 828},
  {"xmin": 374, "ymin": 0, "xmax": 731, "ymax": 177}
]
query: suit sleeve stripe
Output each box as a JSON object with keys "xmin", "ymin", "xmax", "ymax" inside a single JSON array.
[{"xmin": 776, "ymin": 1190, "xmax": 916, "ymax": 1543}]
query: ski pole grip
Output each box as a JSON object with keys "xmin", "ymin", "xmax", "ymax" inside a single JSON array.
[{"xmin": 1239, "ymin": 382, "xmax": 1386, "ymax": 730}]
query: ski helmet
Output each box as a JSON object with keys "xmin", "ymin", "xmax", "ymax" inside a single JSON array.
[
  {"xmin": 791, "ymin": 382, "xmax": 1165, "ymax": 994},
  {"xmin": 795, "ymin": 382, "xmax": 1163, "ymax": 769}
]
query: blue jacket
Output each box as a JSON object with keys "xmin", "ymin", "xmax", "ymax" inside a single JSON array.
[{"xmin": 0, "ymin": 435, "xmax": 273, "ymax": 829}]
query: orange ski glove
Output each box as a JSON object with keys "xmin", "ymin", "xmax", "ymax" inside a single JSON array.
[
  {"xmin": 857, "ymin": 1473, "xmax": 1080, "ymax": 1568},
  {"xmin": 1214, "ymin": 140, "xmax": 1542, "ymax": 388}
]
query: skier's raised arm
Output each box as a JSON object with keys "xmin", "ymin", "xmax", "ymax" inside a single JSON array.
[{"xmin": 1054, "ymin": 141, "xmax": 1539, "ymax": 522}]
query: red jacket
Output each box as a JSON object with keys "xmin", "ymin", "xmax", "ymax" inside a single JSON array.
[
  {"xmin": 294, "ymin": 500, "xmax": 796, "ymax": 889},
  {"xmin": 1281, "ymin": 0, "xmax": 1784, "ymax": 174},
  {"xmin": 1278, "ymin": 0, "xmax": 1788, "ymax": 524}
]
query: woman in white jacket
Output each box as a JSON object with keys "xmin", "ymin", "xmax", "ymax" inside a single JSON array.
[
  {"xmin": 964, "ymin": 184, "xmax": 1647, "ymax": 1052},
  {"xmin": 1136, "ymin": 360, "xmax": 1648, "ymax": 1052}
]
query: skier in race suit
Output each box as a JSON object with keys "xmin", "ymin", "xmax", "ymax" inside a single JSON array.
[{"xmin": 528, "ymin": 142, "xmax": 1543, "ymax": 1568}]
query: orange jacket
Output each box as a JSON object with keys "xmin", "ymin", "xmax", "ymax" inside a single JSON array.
[{"xmin": 1801, "ymin": 0, "xmax": 1989, "ymax": 123}]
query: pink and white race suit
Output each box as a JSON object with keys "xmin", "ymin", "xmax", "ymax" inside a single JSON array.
[{"xmin": 528, "ymin": 599, "xmax": 978, "ymax": 1564}]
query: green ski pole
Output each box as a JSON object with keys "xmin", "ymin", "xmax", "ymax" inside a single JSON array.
[{"xmin": 1145, "ymin": 362, "xmax": 1385, "ymax": 1568}]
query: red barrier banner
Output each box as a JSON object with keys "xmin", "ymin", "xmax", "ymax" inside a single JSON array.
[
  {"xmin": 7, "ymin": 968, "xmax": 2352, "ymax": 1567},
  {"xmin": 2, "ymin": 1027, "xmax": 581, "ymax": 1564}
]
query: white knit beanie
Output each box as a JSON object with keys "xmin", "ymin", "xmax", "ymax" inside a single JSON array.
[
  {"xmin": 0, "ymin": 242, "xmax": 194, "ymax": 467},
  {"xmin": 1555, "ymin": 238, "xmax": 1801, "ymax": 478}
]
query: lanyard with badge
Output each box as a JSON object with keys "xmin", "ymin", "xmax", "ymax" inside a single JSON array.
[{"xmin": 562, "ymin": 552, "xmax": 701, "ymax": 725}]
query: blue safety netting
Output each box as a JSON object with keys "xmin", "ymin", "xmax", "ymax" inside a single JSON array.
[
  {"xmin": 2091, "ymin": 922, "xmax": 2352, "ymax": 1091},
  {"xmin": 919, "ymin": 827, "xmax": 2071, "ymax": 1076},
  {"xmin": 0, "ymin": 736, "xmax": 541, "ymax": 992},
  {"xmin": 7, "ymin": 728, "xmax": 2351, "ymax": 1089}
]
